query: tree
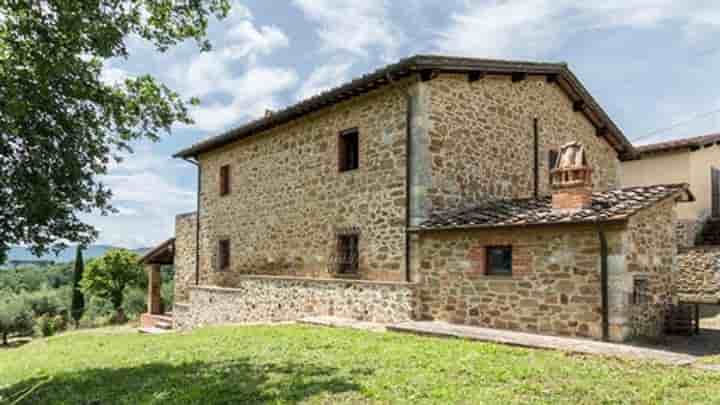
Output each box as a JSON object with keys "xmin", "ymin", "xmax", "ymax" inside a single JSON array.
[
  {"xmin": 0, "ymin": 294, "xmax": 35, "ymax": 345},
  {"xmin": 81, "ymin": 249, "xmax": 143, "ymax": 323},
  {"xmin": 71, "ymin": 247, "xmax": 85, "ymax": 328},
  {"xmin": 0, "ymin": 1, "xmax": 231, "ymax": 262}
]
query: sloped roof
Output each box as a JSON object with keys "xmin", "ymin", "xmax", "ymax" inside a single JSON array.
[
  {"xmin": 139, "ymin": 238, "xmax": 175, "ymax": 265},
  {"xmin": 174, "ymin": 55, "xmax": 635, "ymax": 160},
  {"xmin": 635, "ymin": 132, "xmax": 720, "ymax": 155},
  {"xmin": 410, "ymin": 184, "xmax": 693, "ymax": 232}
]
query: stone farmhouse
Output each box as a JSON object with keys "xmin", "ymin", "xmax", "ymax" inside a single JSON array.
[
  {"xmin": 139, "ymin": 55, "xmax": 693, "ymax": 342},
  {"xmin": 623, "ymin": 133, "xmax": 720, "ymax": 307}
]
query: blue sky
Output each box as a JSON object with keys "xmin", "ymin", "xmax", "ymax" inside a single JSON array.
[{"xmin": 88, "ymin": 0, "xmax": 720, "ymax": 248}]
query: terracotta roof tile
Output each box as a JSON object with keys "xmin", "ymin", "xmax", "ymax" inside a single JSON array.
[{"xmin": 411, "ymin": 184, "xmax": 692, "ymax": 231}]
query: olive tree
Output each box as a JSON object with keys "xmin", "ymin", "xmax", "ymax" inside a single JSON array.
[{"xmin": 81, "ymin": 249, "xmax": 143, "ymax": 323}]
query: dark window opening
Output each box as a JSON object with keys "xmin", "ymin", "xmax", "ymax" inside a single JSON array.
[
  {"xmin": 336, "ymin": 233, "xmax": 359, "ymax": 275},
  {"xmin": 339, "ymin": 129, "xmax": 359, "ymax": 172},
  {"xmin": 633, "ymin": 277, "xmax": 650, "ymax": 305},
  {"xmin": 548, "ymin": 149, "xmax": 559, "ymax": 184},
  {"xmin": 486, "ymin": 246, "xmax": 512, "ymax": 276},
  {"xmin": 220, "ymin": 164, "xmax": 231, "ymax": 196},
  {"xmin": 218, "ymin": 239, "xmax": 231, "ymax": 271}
]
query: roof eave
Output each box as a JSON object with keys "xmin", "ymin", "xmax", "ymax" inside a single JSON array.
[{"xmin": 173, "ymin": 55, "xmax": 634, "ymax": 159}]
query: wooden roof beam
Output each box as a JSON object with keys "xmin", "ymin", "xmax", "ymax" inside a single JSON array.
[
  {"xmin": 511, "ymin": 72, "xmax": 527, "ymax": 82},
  {"xmin": 468, "ymin": 71, "xmax": 484, "ymax": 83},
  {"xmin": 573, "ymin": 100, "xmax": 585, "ymax": 112}
]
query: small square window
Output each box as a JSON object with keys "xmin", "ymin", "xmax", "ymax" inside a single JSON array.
[
  {"xmin": 338, "ymin": 129, "xmax": 359, "ymax": 172},
  {"xmin": 633, "ymin": 277, "xmax": 650, "ymax": 305},
  {"xmin": 486, "ymin": 246, "xmax": 512, "ymax": 276},
  {"xmin": 336, "ymin": 233, "xmax": 359, "ymax": 275},
  {"xmin": 219, "ymin": 165, "xmax": 231, "ymax": 196},
  {"xmin": 218, "ymin": 239, "xmax": 231, "ymax": 271}
]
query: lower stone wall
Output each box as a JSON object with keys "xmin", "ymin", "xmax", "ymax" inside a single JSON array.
[
  {"xmin": 412, "ymin": 225, "xmax": 613, "ymax": 340},
  {"xmin": 677, "ymin": 246, "xmax": 720, "ymax": 302},
  {"xmin": 175, "ymin": 275, "xmax": 415, "ymax": 330}
]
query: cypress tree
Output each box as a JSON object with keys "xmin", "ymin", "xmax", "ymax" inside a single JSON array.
[{"xmin": 71, "ymin": 247, "xmax": 85, "ymax": 328}]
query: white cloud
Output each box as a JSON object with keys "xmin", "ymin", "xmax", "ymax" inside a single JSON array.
[
  {"xmin": 223, "ymin": 21, "xmax": 289, "ymax": 61},
  {"xmin": 435, "ymin": 0, "xmax": 720, "ymax": 58},
  {"xmin": 295, "ymin": 62, "xmax": 352, "ymax": 100},
  {"xmin": 187, "ymin": 65, "xmax": 298, "ymax": 131},
  {"xmin": 292, "ymin": 0, "xmax": 403, "ymax": 60}
]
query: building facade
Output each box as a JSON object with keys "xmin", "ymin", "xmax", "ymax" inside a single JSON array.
[{"xmin": 145, "ymin": 56, "xmax": 689, "ymax": 342}]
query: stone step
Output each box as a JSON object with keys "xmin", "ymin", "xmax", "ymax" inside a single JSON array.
[
  {"xmin": 138, "ymin": 327, "xmax": 172, "ymax": 335},
  {"xmin": 155, "ymin": 321, "xmax": 173, "ymax": 330}
]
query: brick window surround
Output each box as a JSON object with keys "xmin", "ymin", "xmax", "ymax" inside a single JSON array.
[
  {"xmin": 486, "ymin": 246, "xmax": 513, "ymax": 276},
  {"xmin": 219, "ymin": 164, "xmax": 231, "ymax": 196},
  {"xmin": 468, "ymin": 241, "xmax": 531, "ymax": 278},
  {"xmin": 338, "ymin": 128, "xmax": 359, "ymax": 172},
  {"xmin": 218, "ymin": 239, "xmax": 231, "ymax": 271}
]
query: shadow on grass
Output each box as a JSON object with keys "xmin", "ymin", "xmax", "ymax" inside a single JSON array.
[{"xmin": 1, "ymin": 358, "xmax": 367, "ymax": 404}]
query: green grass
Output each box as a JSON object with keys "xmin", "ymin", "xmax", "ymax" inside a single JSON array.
[{"xmin": 1, "ymin": 325, "xmax": 720, "ymax": 404}]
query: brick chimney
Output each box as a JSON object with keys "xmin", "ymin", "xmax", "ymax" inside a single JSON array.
[{"xmin": 550, "ymin": 141, "xmax": 593, "ymax": 210}]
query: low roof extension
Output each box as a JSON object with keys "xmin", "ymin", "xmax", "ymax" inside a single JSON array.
[
  {"xmin": 634, "ymin": 132, "xmax": 720, "ymax": 156},
  {"xmin": 410, "ymin": 184, "xmax": 693, "ymax": 232},
  {"xmin": 174, "ymin": 55, "xmax": 636, "ymax": 160}
]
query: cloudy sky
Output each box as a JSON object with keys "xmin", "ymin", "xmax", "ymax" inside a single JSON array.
[{"xmin": 90, "ymin": 0, "xmax": 720, "ymax": 248}]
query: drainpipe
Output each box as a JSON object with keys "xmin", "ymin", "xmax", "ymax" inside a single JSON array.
[
  {"xmin": 595, "ymin": 220, "xmax": 610, "ymax": 342},
  {"xmin": 533, "ymin": 118, "xmax": 539, "ymax": 199},
  {"xmin": 404, "ymin": 94, "xmax": 413, "ymax": 283},
  {"xmin": 183, "ymin": 158, "xmax": 201, "ymax": 286}
]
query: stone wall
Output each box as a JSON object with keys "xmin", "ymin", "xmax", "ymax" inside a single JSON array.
[
  {"xmin": 422, "ymin": 74, "xmax": 621, "ymax": 218},
  {"xmin": 173, "ymin": 276, "xmax": 415, "ymax": 330},
  {"xmin": 174, "ymin": 212, "xmax": 197, "ymax": 303},
  {"xmin": 196, "ymin": 79, "xmax": 413, "ymax": 284},
  {"xmin": 676, "ymin": 219, "xmax": 700, "ymax": 249},
  {"xmin": 677, "ymin": 246, "xmax": 720, "ymax": 302},
  {"xmin": 412, "ymin": 224, "xmax": 621, "ymax": 340},
  {"xmin": 620, "ymin": 197, "xmax": 677, "ymax": 340}
]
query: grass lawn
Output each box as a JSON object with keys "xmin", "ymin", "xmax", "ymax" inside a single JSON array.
[{"xmin": 1, "ymin": 325, "xmax": 720, "ymax": 404}]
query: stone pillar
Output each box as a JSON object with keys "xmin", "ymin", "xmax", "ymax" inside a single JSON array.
[{"xmin": 147, "ymin": 264, "xmax": 162, "ymax": 315}]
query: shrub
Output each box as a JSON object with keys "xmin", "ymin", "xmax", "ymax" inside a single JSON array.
[
  {"xmin": 162, "ymin": 280, "xmax": 174, "ymax": 313},
  {"xmin": 24, "ymin": 285, "xmax": 68, "ymax": 318},
  {"xmin": 37, "ymin": 314, "xmax": 55, "ymax": 337},
  {"xmin": 122, "ymin": 287, "xmax": 147, "ymax": 319},
  {"xmin": 0, "ymin": 295, "xmax": 35, "ymax": 345}
]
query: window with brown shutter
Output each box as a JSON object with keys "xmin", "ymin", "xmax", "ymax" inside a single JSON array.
[
  {"xmin": 218, "ymin": 239, "xmax": 230, "ymax": 271},
  {"xmin": 219, "ymin": 164, "xmax": 230, "ymax": 196},
  {"xmin": 338, "ymin": 128, "xmax": 359, "ymax": 172}
]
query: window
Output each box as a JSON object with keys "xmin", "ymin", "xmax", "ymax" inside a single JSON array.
[
  {"xmin": 633, "ymin": 277, "xmax": 650, "ymax": 305},
  {"xmin": 218, "ymin": 239, "xmax": 231, "ymax": 271},
  {"xmin": 338, "ymin": 128, "xmax": 359, "ymax": 172},
  {"xmin": 548, "ymin": 149, "xmax": 559, "ymax": 184},
  {"xmin": 336, "ymin": 233, "xmax": 359, "ymax": 274},
  {"xmin": 219, "ymin": 164, "xmax": 231, "ymax": 196},
  {"xmin": 486, "ymin": 246, "xmax": 512, "ymax": 276}
]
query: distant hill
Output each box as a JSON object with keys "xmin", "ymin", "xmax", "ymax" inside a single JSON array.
[{"xmin": 3, "ymin": 245, "xmax": 151, "ymax": 266}]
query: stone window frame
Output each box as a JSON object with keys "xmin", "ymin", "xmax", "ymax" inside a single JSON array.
[
  {"xmin": 485, "ymin": 245, "xmax": 513, "ymax": 277},
  {"xmin": 217, "ymin": 239, "xmax": 231, "ymax": 272},
  {"xmin": 219, "ymin": 164, "xmax": 231, "ymax": 196},
  {"xmin": 338, "ymin": 127, "xmax": 360, "ymax": 172}
]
